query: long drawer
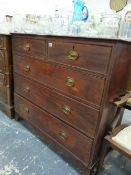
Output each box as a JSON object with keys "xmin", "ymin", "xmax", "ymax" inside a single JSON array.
[
  {"xmin": 14, "ymin": 93, "xmax": 93, "ymax": 166},
  {"xmin": 13, "ymin": 55, "xmax": 105, "ymax": 106},
  {"xmin": 14, "ymin": 73, "xmax": 99, "ymax": 138},
  {"xmin": 47, "ymin": 40, "xmax": 112, "ymax": 74},
  {"xmin": 12, "ymin": 36, "xmax": 46, "ymax": 60}
]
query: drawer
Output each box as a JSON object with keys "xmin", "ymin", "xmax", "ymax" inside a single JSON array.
[
  {"xmin": 47, "ymin": 41, "xmax": 112, "ymax": 74},
  {"xmin": 14, "ymin": 73, "xmax": 99, "ymax": 138},
  {"xmin": 12, "ymin": 36, "xmax": 46, "ymax": 60},
  {"xmin": 14, "ymin": 93, "xmax": 93, "ymax": 166},
  {"xmin": 13, "ymin": 55, "xmax": 105, "ymax": 106}
]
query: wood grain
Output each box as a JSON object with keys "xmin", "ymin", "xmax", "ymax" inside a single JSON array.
[
  {"xmin": 47, "ymin": 40, "xmax": 112, "ymax": 74},
  {"xmin": 14, "ymin": 73, "xmax": 99, "ymax": 138},
  {"xmin": 15, "ymin": 93, "xmax": 93, "ymax": 166},
  {"xmin": 13, "ymin": 55, "xmax": 105, "ymax": 107},
  {"xmin": 0, "ymin": 35, "xmax": 14, "ymax": 118}
]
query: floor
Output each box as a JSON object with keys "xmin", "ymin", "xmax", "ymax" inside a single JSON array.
[{"xmin": 0, "ymin": 110, "xmax": 131, "ymax": 175}]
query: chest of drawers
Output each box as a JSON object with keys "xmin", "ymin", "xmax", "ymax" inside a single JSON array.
[
  {"xmin": 12, "ymin": 34, "xmax": 130, "ymax": 174},
  {"xmin": 0, "ymin": 34, "xmax": 14, "ymax": 117}
]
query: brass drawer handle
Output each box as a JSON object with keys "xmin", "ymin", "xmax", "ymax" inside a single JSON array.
[
  {"xmin": 24, "ymin": 107, "xmax": 29, "ymax": 113},
  {"xmin": 58, "ymin": 131, "xmax": 67, "ymax": 141},
  {"xmin": 61, "ymin": 105, "xmax": 71, "ymax": 115},
  {"xmin": 68, "ymin": 50, "xmax": 79, "ymax": 61},
  {"xmin": 65, "ymin": 77, "xmax": 75, "ymax": 87},
  {"xmin": 24, "ymin": 65, "xmax": 30, "ymax": 72},
  {"xmin": 24, "ymin": 43, "xmax": 31, "ymax": 52},
  {"xmin": 24, "ymin": 86, "xmax": 30, "ymax": 93}
]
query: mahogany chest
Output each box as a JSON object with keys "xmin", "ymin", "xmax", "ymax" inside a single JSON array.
[
  {"xmin": 12, "ymin": 34, "xmax": 130, "ymax": 174},
  {"xmin": 0, "ymin": 34, "xmax": 14, "ymax": 117}
]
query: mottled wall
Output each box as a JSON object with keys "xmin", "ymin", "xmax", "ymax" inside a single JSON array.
[{"xmin": 0, "ymin": 0, "xmax": 131, "ymax": 15}]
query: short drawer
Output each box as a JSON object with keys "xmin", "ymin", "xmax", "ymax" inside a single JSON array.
[
  {"xmin": 14, "ymin": 93, "xmax": 93, "ymax": 166},
  {"xmin": 13, "ymin": 55, "xmax": 105, "ymax": 106},
  {"xmin": 14, "ymin": 73, "xmax": 99, "ymax": 138},
  {"xmin": 12, "ymin": 36, "xmax": 46, "ymax": 60},
  {"xmin": 47, "ymin": 40, "xmax": 112, "ymax": 74}
]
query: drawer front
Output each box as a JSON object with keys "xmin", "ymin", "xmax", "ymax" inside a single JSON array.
[
  {"xmin": 14, "ymin": 73, "xmax": 99, "ymax": 138},
  {"xmin": 0, "ymin": 50, "xmax": 5, "ymax": 73},
  {"xmin": 47, "ymin": 41, "xmax": 111, "ymax": 74},
  {"xmin": 12, "ymin": 37, "xmax": 46, "ymax": 60},
  {"xmin": 13, "ymin": 55, "xmax": 105, "ymax": 106},
  {"xmin": 15, "ymin": 94, "xmax": 93, "ymax": 165}
]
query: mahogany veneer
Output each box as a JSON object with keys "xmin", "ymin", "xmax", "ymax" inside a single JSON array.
[
  {"xmin": 12, "ymin": 34, "xmax": 131, "ymax": 174},
  {"xmin": 0, "ymin": 34, "xmax": 14, "ymax": 117}
]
